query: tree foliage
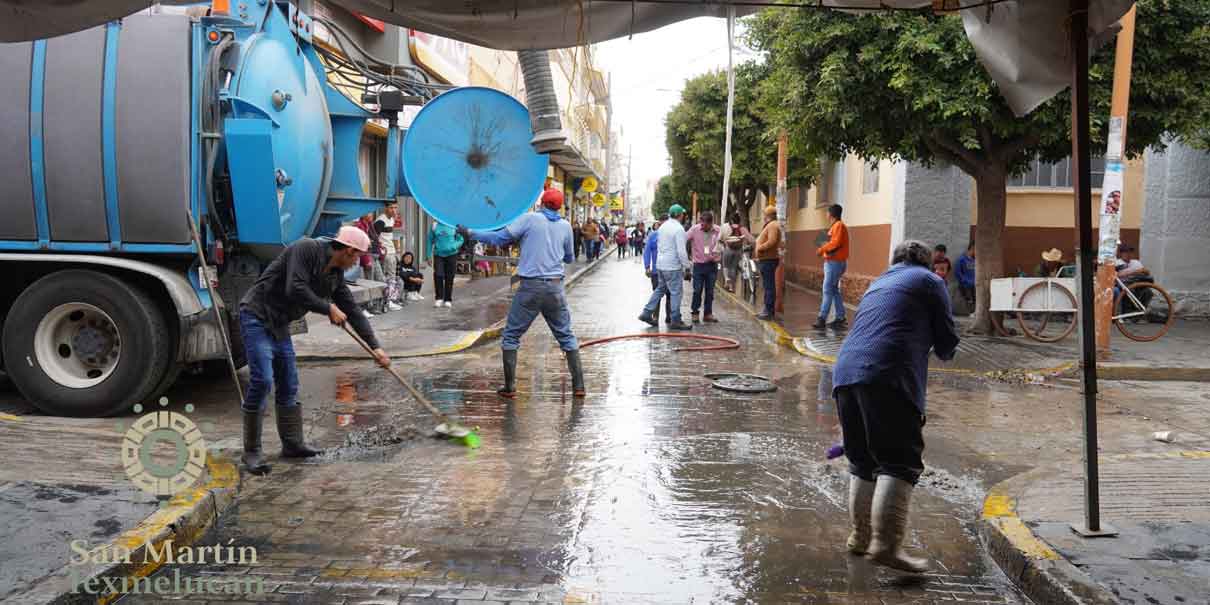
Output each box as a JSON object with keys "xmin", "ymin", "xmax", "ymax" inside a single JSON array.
[
  {"xmin": 662, "ymin": 63, "xmax": 810, "ymax": 227},
  {"xmin": 746, "ymin": 1, "xmax": 1210, "ymax": 333}
]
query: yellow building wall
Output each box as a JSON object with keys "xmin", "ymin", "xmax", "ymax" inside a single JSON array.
[{"xmin": 970, "ymin": 157, "xmax": 1145, "ymax": 229}]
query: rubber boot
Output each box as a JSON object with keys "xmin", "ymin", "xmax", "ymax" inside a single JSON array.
[
  {"xmin": 241, "ymin": 410, "xmax": 271, "ymax": 475},
  {"xmin": 867, "ymin": 475, "xmax": 930, "ymax": 572},
  {"xmin": 847, "ymin": 475, "xmax": 875, "ymax": 555},
  {"xmin": 498, "ymin": 349, "xmax": 518, "ymax": 398},
  {"xmin": 565, "ymin": 350, "xmax": 586, "ymax": 398},
  {"xmin": 277, "ymin": 405, "xmax": 323, "ymax": 458}
]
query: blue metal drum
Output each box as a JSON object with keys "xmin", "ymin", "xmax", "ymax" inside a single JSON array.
[{"xmin": 403, "ymin": 87, "xmax": 549, "ymax": 230}]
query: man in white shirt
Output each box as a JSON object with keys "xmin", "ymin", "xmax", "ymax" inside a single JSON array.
[
  {"xmin": 638, "ymin": 204, "xmax": 693, "ymax": 330},
  {"xmin": 373, "ymin": 202, "xmax": 402, "ymax": 310}
]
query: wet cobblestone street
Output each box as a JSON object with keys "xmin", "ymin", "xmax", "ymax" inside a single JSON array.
[{"xmin": 126, "ymin": 259, "xmax": 1025, "ymax": 604}]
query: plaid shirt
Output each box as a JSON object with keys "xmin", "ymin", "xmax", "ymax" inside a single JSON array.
[{"xmin": 832, "ymin": 263, "xmax": 959, "ymax": 413}]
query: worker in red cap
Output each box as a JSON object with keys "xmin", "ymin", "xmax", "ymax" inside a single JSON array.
[
  {"xmin": 458, "ymin": 189, "xmax": 585, "ymax": 398},
  {"xmin": 237, "ymin": 225, "xmax": 390, "ymax": 475}
]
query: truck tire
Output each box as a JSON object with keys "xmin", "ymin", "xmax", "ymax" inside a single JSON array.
[{"xmin": 3, "ymin": 270, "xmax": 174, "ymax": 417}]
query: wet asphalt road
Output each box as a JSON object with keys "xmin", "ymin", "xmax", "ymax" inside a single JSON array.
[{"xmin": 113, "ymin": 258, "xmax": 1027, "ymax": 604}]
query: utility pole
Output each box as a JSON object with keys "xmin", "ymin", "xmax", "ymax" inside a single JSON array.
[
  {"xmin": 1093, "ymin": 5, "xmax": 1137, "ymax": 359},
  {"xmin": 775, "ymin": 130, "xmax": 788, "ymax": 314}
]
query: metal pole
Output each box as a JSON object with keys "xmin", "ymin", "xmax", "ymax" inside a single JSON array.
[{"xmin": 1069, "ymin": 0, "xmax": 1116, "ymax": 539}]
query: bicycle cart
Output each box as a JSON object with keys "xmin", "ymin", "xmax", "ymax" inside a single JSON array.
[{"xmin": 989, "ymin": 275, "xmax": 1175, "ymax": 343}]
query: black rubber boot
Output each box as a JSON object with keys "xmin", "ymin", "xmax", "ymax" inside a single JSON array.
[
  {"xmin": 241, "ymin": 410, "xmax": 272, "ymax": 475},
  {"xmin": 498, "ymin": 349, "xmax": 518, "ymax": 398},
  {"xmin": 565, "ymin": 350, "xmax": 586, "ymax": 398},
  {"xmin": 277, "ymin": 405, "xmax": 323, "ymax": 458}
]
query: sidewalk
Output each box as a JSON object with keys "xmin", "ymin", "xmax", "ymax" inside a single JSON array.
[
  {"xmin": 753, "ymin": 279, "xmax": 1210, "ymax": 378},
  {"xmin": 293, "ymin": 249, "xmax": 612, "ymax": 359},
  {"xmin": 983, "ymin": 450, "xmax": 1210, "ymax": 605}
]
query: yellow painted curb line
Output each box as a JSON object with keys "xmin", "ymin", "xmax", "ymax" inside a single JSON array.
[
  {"xmin": 981, "ymin": 449, "xmax": 1210, "ymax": 571},
  {"xmin": 0, "ymin": 412, "xmax": 23, "ymax": 422},
  {"xmin": 94, "ymin": 453, "xmax": 239, "ymax": 605}
]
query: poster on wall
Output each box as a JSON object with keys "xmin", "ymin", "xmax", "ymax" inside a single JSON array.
[{"xmin": 1097, "ymin": 160, "xmax": 1125, "ymax": 261}]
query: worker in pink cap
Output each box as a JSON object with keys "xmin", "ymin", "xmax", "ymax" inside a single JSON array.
[
  {"xmin": 237, "ymin": 225, "xmax": 390, "ymax": 475},
  {"xmin": 457, "ymin": 189, "xmax": 585, "ymax": 399}
]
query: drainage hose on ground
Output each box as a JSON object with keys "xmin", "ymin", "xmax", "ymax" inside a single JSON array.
[{"xmin": 580, "ymin": 333, "xmax": 741, "ymax": 353}]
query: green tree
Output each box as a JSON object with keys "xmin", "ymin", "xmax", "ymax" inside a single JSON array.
[
  {"xmin": 747, "ymin": 1, "xmax": 1210, "ymax": 333},
  {"xmin": 652, "ymin": 175, "xmax": 677, "ymax": 219},
  {"xmin": 664, "ymin": 63, "xmax": 809, "ymax": 228}
]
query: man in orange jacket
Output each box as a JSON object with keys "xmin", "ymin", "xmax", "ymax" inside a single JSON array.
[{"xmin": 815, "ymin": 204, "xmax": 849, "ymax": 329}]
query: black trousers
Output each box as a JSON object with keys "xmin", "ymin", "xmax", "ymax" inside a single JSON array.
[
  {"xmin": 836, "ymin": 383, "xmax": 925, "ymax": 484},
  {"xmin": 433, "ymin": 254, "xmax": 458, "ymax": 302}
]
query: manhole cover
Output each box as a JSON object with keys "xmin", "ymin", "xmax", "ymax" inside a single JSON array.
[{"xmin": 706, "ymin": 373, "xmax": 777, "ymax": 393}]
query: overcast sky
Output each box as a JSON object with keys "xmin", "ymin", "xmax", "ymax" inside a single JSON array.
[{"xmin": 596, "ymin": 17, "xmax": 756, "ymax": 209}]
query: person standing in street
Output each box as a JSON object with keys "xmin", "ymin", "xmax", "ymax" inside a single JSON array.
[
  {"xmin": 374, "ymin": 203, "xmax": 402, "ymax": 311},
  {"xmin": 956, "ymin": 241, "xmax": 976, "ymax": 310},
  {"xmin": 614, "ymin": 226, "xmax": 629, "ymax": 259},
  {"xmin": 686, "ymin": 211, "xmax": 722, "ymax": 323},
  {"xmin": 814, "ymin": 204, "xmax": 850, "ymax": 329},
  {"xmin": 719, "ymin": 214, "xmax": 753, "ymax": 292},
  {"xmin": 832, "ymin": 240, "xmax": 959, "ymax": 573},
  {"xmin": 639, "ymin": 205, "xmax": 693, "ymax": 330},
  {"xmin": 238, "ymin": 226, "xmax": 391, "ymax": 475},
  {"xmin": 458, "ymin": 190, "xmax": 585, "ymax": 398},
  {"xmin": 753, "ymin": 206, "xmax": 782, "ymax": 321},
  {"xmin": 643, "ymin": 217, "xmax": 673, "ymax": 323},
  {"xmin": 428, "ymin": 221, "xmax": 464, "ymax": 308},
  {"xmin": 582, "ymin": 219, "xmax": 600, "ymax": 261}
]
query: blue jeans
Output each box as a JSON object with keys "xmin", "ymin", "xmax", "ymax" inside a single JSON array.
[
  {"xmin": 691, "ymin": 262, "xmax": 719, "ymax": 316},
  {"xmin": 644, "ymin": 269, "xmax": 685, "ymax": 323},
  {"xmin": 502, "ymin": 278, "xmax": 578, "ymax": 351},
  {"xmin": 820, "ymin": 260, "xmax": 847, "ymax": 321},
  {"xmin": 758, "ymin": 259, "xmax": 779, "ymax": 316},
  {"xmin": 239, "ymin": 309, "xmax": 299, "ymax": 413}
]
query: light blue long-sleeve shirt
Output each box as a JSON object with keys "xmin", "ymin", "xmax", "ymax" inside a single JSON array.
[
  {"xmin": 655, "ymin": 218, "xmax": 691, "ymax": 272},
  {"xmin": 469, "ymin": 209, "xmax": 574, "ymax": 279}
]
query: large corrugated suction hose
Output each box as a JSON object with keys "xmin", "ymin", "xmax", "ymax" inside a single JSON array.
[{"xmin": 517, "ymin": 50, "xmax": 565, "ymax": 154}]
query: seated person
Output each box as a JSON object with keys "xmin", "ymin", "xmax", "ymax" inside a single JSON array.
[
  {"xmin": 933, "ymin": 257, "xmax": 952, "ymax": 281},
  {"xmin": 397, "ymin": 251, "xmax": 426, "ymax": 301},
  {"xmin": 1114, "ymin": 244, "xmax": 1152, "ymax": 311},
  {"xmin": 1037, "ymin": 248, "xmax": 1064, "ymax": 277}
]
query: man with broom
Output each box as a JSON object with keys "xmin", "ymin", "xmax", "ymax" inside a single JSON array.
[
  {"xmin": 238, "ymin": 226, "xmax": 391, "ymax": 475},
  {"xmin": 457, "ymin": 189, "xmax": 585, "ymax": 399}
]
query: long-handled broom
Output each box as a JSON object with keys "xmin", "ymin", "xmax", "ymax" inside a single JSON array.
[{"xmin": 340, "ymin": 322, "xmax": 480, "ymax": 449}]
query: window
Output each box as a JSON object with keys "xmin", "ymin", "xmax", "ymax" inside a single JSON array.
[
  {"xmin": 862, "ymin": 161, "xmax": 880, "ymax": 194},
  {"xmin": 1010, "ymin": 156, "xmax": 1105, "ymax": 189},
  {"xmin": 796, "ymin": 186, "xmax": 808, "ymax": 209},
  {"xmin": 815, "ymin": 159, "xmax": 844, "ymax": 208}
]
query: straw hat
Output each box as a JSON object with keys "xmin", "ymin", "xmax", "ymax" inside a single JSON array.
[{"xmin": 1041, "ymin": 248, "xmax": 1063, "ymax": 262}]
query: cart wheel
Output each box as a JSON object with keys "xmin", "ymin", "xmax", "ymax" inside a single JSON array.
[{"xmin": 1016, "ymin": 281, "xmax": 1078, "ymax": 342}]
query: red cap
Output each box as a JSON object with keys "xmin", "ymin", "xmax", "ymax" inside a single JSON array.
[{"xmin": 540, "ymin": 189, "xmax": 564, "ymax": 211}]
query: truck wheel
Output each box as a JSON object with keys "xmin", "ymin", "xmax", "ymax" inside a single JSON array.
[{"xmin": 3, "ymin": 270, "xmax": 173, "ymax": 417}]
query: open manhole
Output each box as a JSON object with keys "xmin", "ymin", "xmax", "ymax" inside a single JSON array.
[{"xmin": 705, "ymin": 373, "xmax": 777, "ymax": 393}]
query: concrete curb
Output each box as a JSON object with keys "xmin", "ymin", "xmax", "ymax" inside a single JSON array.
[
  {"xmin": 978, "ymin": 469, "xmax": 1118, "ymax": 605},
  {"xmin": 1094, "ymin": 363, "xmax": 1210, "ymax": 382},
  {"xmin": 37, "ymin": 454, "xmax": 240, "ymax": 605},
  {"xmin": 979, "ymin": 450, "xmax": 1210, "ymax": 605}
]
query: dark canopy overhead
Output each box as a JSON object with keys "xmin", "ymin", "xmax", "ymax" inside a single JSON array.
[{"xmin": 0, "ymin": 0, "xmax": 1134, "ymax": 115}]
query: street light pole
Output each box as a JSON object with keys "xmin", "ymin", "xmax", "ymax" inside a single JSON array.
[{"xmin": 1068, "ymin": 0, "xmax": 1116, "ymax": 539}]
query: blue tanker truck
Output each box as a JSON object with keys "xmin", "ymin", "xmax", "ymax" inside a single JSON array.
[{"xmin": 0, "ymin": 3, "xmax": 421, "ymax": 416}]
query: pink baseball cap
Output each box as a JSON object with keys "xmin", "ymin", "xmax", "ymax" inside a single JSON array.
[{"xmin": 333, "ymin": 225, "xmax": 370, "ymax": 252}]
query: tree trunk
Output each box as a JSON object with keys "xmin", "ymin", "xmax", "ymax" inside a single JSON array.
[{"xmin": 970, "ymin": 167, "xmax": 1008, "ymax": 335}]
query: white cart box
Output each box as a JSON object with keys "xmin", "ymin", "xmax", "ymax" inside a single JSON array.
[{"xmin": 989, "ymin": 277, "xmax": 1077, "ymax": 312}]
